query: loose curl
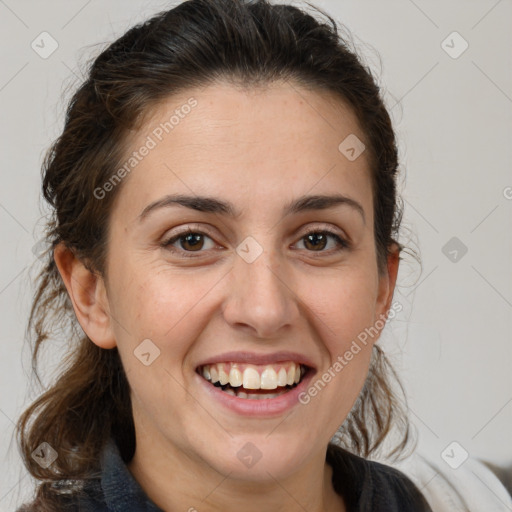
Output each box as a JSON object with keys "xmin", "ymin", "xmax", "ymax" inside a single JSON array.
[{"xmin": 16, "ymin": 0, "xmax": 415, "ymax": 508}]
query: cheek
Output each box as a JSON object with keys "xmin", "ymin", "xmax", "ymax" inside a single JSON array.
[
  {"xmin": 108, "ymin": 259, "xmax": 222, "ymax": 355},
  {"xmin": 298, "ymin": 267, "xmax": 379, "ymax": 415},
  {"xmin": 111, "ymin": 264, "xmax": 212, "ymax": 341},
  {"xmin": 106, "ymin": 264, "xmax": 217, "ymax": 424},
  {"xmin": 299, "ymin": 277, "xmax": 377, "ymax": 430},
  {"xmin": 305, "ymin": 268, "xmax": 379, "ymax": 352}
]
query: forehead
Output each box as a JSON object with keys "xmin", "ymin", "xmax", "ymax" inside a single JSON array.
[{"xmin": 115, "ymin": 80, "xmax": 373, "ymax": 222}]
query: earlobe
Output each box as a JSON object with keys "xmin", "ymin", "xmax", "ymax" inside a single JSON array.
[{"xmin": 53, "ymin": 242, "xmax": 117, "ymax": 349}]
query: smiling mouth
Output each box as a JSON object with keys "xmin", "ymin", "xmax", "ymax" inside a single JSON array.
[{"xmin": 197, "ymin": 361, "xmax": 309, "ymax": 400}]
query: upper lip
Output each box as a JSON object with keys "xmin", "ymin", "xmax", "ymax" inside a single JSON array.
[{"xmin": 196, "ymin": 350, "xmax": 316, "ymax": 369}]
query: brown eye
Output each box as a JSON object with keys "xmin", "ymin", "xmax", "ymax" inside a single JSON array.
[
  {"xmin": 296, "ymin": 230, "xmax": 348, "ymax": 253},
  {"xmin": 177, "ymin": 233, "xmax": 205, "ymax": 251},
  {"xmin": 303, "ymin": 232, "xmax": 328, "ymax": 251},
  {"xmin": 162, "ymin": 230, "xmax": 216, "ymax": 257}
]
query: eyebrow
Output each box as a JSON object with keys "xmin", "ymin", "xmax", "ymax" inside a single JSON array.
[{"xmin": 138, "ymin": 193, "xmax": 365, "ymax": 223}]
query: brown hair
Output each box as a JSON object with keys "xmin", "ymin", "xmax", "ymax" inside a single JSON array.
[{"xmin": 16, "ymin": 0, "xmax": 414, "ymax": 508}]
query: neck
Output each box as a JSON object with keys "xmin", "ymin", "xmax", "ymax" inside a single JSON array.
[{"xmin": 126, "ymin": 429, "xmax": 346, "ymax": 512}]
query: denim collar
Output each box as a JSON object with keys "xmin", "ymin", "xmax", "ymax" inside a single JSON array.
[
  {"xmin": 99, "ymin": 438, "xmax": 163, "ymax": 512},
  {"xmin": 94, "ymin": 438, "xmax": 432, "ymax": 512}
]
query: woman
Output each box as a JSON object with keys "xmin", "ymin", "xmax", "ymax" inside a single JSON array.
[{"xmin": 15, "ymin": 0, "xmax": 433, "ymax": 510}]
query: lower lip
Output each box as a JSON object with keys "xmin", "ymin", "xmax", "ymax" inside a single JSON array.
[{"xmin": 195, "ymin": 369, "xmax": 315, "ymax": 417}]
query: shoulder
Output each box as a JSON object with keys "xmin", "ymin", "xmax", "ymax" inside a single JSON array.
[
  {"xmin": 16, "ymin": 438, "xmax": 160, "ymax": 512},
  {"xmin": 394, "ymin": 449, "xmax": 512, "ymax": 511},
  {"xmin": 327, "ymin": 443, "xmax": 433, "ymax": 512},
  {"xmin": 363, "ymin": 458, "xmax": 433, "ymax": 511},
  {"xmin": 15, "ymin": 479, "xmax": 109, "ymax": 512}
]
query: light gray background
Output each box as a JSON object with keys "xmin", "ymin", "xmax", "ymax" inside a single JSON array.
[{"xmin": 1, "ymin": 0, "xmax": 511, "ymax": 510}]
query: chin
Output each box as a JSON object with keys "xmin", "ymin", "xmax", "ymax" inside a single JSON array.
[{"xmin": 202, "ymin": 435, "xmax": 313, "ymax": 482}]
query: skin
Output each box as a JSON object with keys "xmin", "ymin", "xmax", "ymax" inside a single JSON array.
[{"xmin": 55, "ymin": 80, "xmax": 399, "ymax": 512}]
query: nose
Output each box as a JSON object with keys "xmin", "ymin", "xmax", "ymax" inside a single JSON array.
[{"xmin": 221, "ymin": 245, "xmax": 301, "ymax": 339}]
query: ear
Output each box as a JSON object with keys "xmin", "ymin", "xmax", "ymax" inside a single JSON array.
[
  {"xmin": 53, "ymin": 242, "xmax": 117, "ymax": 349},
  {"xmin": 375, "ymin": 242, "xmax": 400, "ymax": 322}
]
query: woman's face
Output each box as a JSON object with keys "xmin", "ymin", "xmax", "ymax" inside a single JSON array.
[{"xmin": 95, "ymin": 81, "xmax": 398, "ymax": 480}]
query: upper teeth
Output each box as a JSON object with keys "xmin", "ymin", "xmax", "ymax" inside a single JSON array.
[{"xmin": 200, "ymin": 362, "xmax": 304, "ymax": 389}]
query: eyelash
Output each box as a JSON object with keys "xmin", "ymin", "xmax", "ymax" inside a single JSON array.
[{"xmin": 160, "ymin": 226, "xmax": 350, "ymax": 258}]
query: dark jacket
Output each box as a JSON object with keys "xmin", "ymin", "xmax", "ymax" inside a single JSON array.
[{"xmin": 17, "ymin": 438, "xmax": 433, "ymax": 511}]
